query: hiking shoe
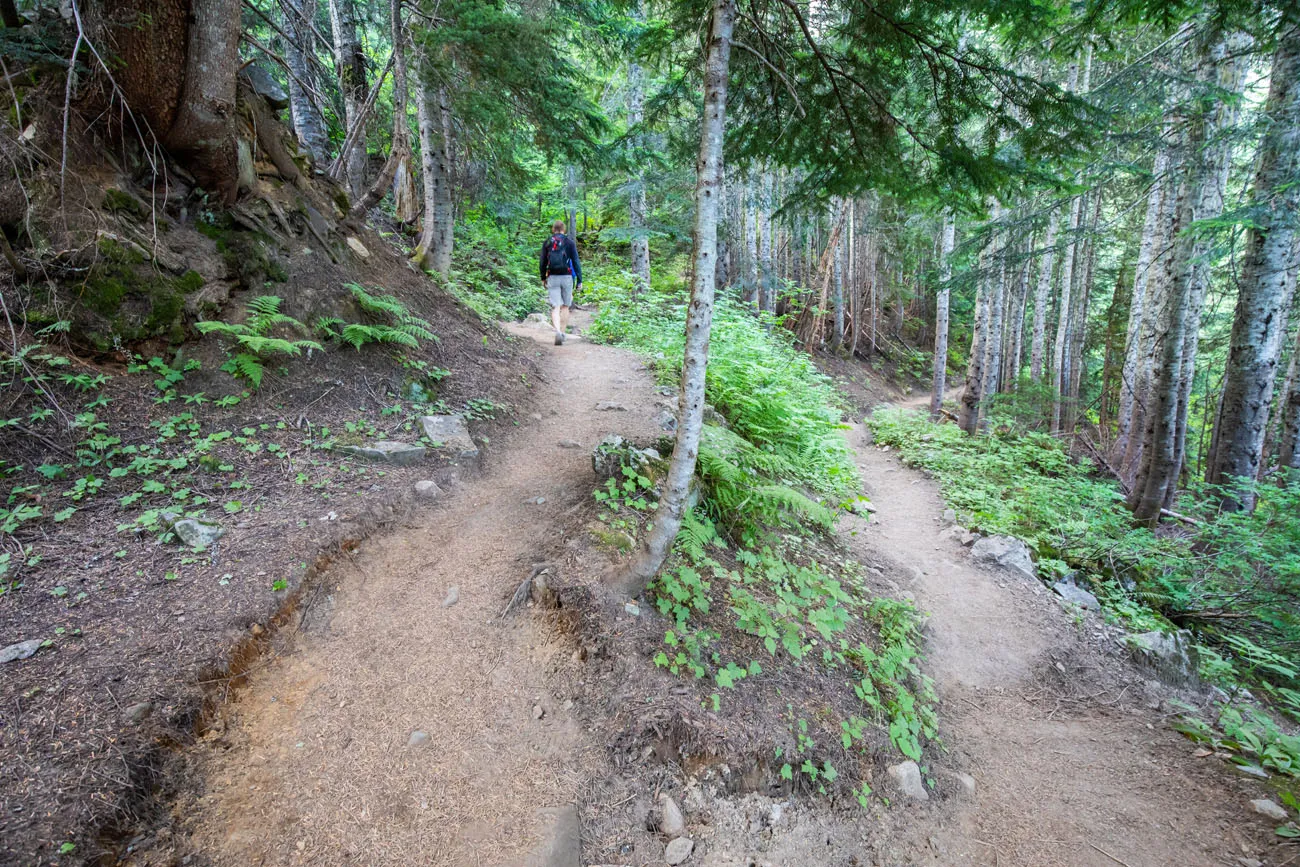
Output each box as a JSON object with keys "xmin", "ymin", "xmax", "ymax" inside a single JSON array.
[{"xmin": 554, "ymin": 332, "xmax": 565, "ymax": 346}]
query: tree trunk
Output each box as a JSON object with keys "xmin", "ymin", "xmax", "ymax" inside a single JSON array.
[
  {"xmin": 1051, "ymin": 195, "xmax": 1082, "ymax": 433},
  {"xmin": 1029, "ymin": 210, "xmax": 1057, "ymax": 383},
  {"xmin": 930, "ymin": 211, "xmax": 955, "ymax": 419},
  {"xmin": 329, "ymin": 0, "xmax": 369, "ymax": 200},
  {"xmin": 349, "ymin": 0, "xmax": 415, "ymax": 219},
  {"xmin": 959, "ymin": 242, "xmax": 991, "ymax": 434},
  {"xmin": 1114, "ymin": 148, "xmax": 1169, "ymax": 462},
  {"xmin": 1, "ymin": 0, "xmax": 20, "ymax": 28},
  {"xmin": 414, "ymin": 78, "xmax": 454, "ymax": 274},
  {"xmin": 1277, "ymin": 324, "xmax": 1300, "ymax": 477},
  {"xmin": 1065, "ymin": 192, "xmax": 1103, "ymax": 431},
  {"xmin": 628, "ymin": 6, "xmax": 651, "ymax": 293},
  {"xmin": 565, "ymin": 165, "xmax": 578, "ymax": 237},
  {"xmin": 978, "ymin": 211, "xmax": 1006, "ymax": 431},
  {"xmin": 281, "ymin": 0, "xmax": 329, "ymax": 163},
  {"xmin": 617, "ymin": 0, "xmax": 735, "ymax": 596},
  {"xmin": 1205, "ymin": 23, "xmax": 1300, "ymax": 510},
  {"xmin": 744, "ymin": 179, "xmax": 759, "ymax": 304}
]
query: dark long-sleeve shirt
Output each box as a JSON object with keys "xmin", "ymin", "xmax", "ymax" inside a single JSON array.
[{"xmin": 539, "ymin": 233, "xmax": 582, "ymax": 284}]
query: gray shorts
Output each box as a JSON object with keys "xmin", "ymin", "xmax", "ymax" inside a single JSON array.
[{"xmin": 546, "ymin": 274, "xmax": 574, "ymax": 308}]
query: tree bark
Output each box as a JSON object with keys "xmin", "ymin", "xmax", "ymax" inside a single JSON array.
[
  {"xmin": 1277, "ymin": 323, "xmax": 1300, "ymax": 477},
  {"xmin": 349, "ymin": 0, "xmax": 415, "ymax": 219},
  {"xmin": 930, "ymin": 211, "xmax": 955, "ymax": 419},
  {"xmin": 1029, "ymin": 210, "xmax": 1057, "ymax": 383},
  {"xmin": 1, "ymin": 0, "xmax": 20, "ymax": 28},
  {"xmin": 617, "ymin": 0, "xmax": 735, "ymax": 596},
  {"xmin": 280, "ymin": 0, "xmax": 329, "ymax": 163},
  {"xmin": 1205, "ymin": 23, "xmax": 1300, "ymax": 509},
  {"xmin": 414, "ymin": 76, "xmax": 454, "ymax": 274},
  {"xmin": 744, "ymin": 179, "xmax": 759, "ymax": 304},
  {"xmin": 978, "ymin": 210, "xmax": 1006, "ymax": 431},
  {"xmin": 329, "ymin": 0, "xmax": 368, "ymax": 200},
  {"xmin": 959, "ymin": 241, "xmax": 992, "ymax": 434},
  {"xmin": 1114, "ymin": 148, "xmax": 1169, "ymax": 462},
  {"xmin": 628, "ymin": 6, "xmax": 651, "ymax": 293},
  {"xmin": 1065, "ymin": 192, "xmax": 1103, "ymax": 431},
  {"xmin": 1051, "ymin": 195, "xmax": 1082, "ymax": 434}
]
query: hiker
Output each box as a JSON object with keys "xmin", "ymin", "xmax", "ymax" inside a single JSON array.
[{"xmin": 539, "ymin": 219, "xmax": 582, "ymax": 345}]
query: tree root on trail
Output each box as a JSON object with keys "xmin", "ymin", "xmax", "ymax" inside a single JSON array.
[{"xmin": 499, "ymin": 562, "xmax": 557, "ymax": 619}]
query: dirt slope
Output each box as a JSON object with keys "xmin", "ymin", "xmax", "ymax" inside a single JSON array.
[{"xmin": 154, "ymin": 324, "xmax": 1282, "ymax": 867}]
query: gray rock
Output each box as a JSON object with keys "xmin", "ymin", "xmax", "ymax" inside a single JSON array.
[
  {"xmin": 1238, "ymin": 859, "xmax": 1264, "ymax": 867},
  {"xmin": 624, "ymin": 601, "xmax": 641, "ymax": 617},
  {"xmin": 414, "ymin": 480, "xmax": 445, "ymax": 501},
  {"xmin": 591, "ymin": 435, "xmax": 655, "ymax": 479},
  {"xmin": 942, "ymin": 508, "xmax": 957, "ymax": 525},
  {"xmin": 125, "ymin": 701, "xmax": 154, "ymax": 723},
  {"xmin": 420, "ymin": 414, "xmax": 478, "ymax": 459},
  {"xmin": 656, "ymin": 410, "xmax": 678, "ymax": 432},
  {"xmin": 165, "ymin": 513, "xmax": 226, "ymax": 549},
  {"xmin": 1250, "ymin": 799, "xmax": 1289, "ymax": 821},
  {"xmin": 407, "ymin": 730, "xmax": 430, "ymax": 747},
  {"xmin": 659, "ymin": 794, "xmax": 686, "ymax": 836},
  {"xmin": 532, "ymin": 704, "xmax": 545, "ymax": 720},
  {"xmin": 702, "ymin": 404, "xmax": 728, "ymax": 427},
  {"xmin": 525, "ymin": 312, "xmax": 549, "ymax": 325},
  {"xmin": 954, "ymin": 772, "xmax": 976, "ymax": 798},
  {"xmin": 1127, "ymin": 629, "xmax": 1199, "ymax": 686},
  {"xmin": 339, "ymin": 441, "xmax": 427, "ymax": 466},
  {"xmin": 970, "ymin": 535, "xmax": 1035, "ymax": 580},
  {"xmin": 664, "ymin": 837, "xmax": 695, "ymax": 865},
  {"xmin": 0, "ymin": 639, "xmax": 44, "ymax": 663},
  {"xmin": 1235, "ymin": 763, "xmax": 1270, "ymax": 780},
  {"xmin": 595, "ymin": 401, "xmax": 627, "ymax": 412},
  {"xmin": 850, "ymin": 499, "xmax": 877, "ymax": 515},
  {"xmin": 241, "ymin": 65, "xmax": 289, "ymax": 109},
  {"xmin": 345, "ymin": 237, "xmax": 370, "ymax": 259},
  {"xmin": 304, "ymin": 205, "xmax": 333, "ymax": 239},
  {"xmin": 530, "ymin": 805, "xmax": 581, "ymax": 867},
  {"xmin": 442, "ymin": 586, "xmax": 459, "ymax": 608},
  {"xmin": 960, "ymin": 530, "xmax": 978, "ymax": 546},
  {"xmin": 1053, "ymin": 581, "xmax": 1100, "ymax": 611},
  {"xmin": 886, "ymin": 760, "xmax": 929, "ymax": 801},
  {"xmin": 558, "ymin": 439, "xmax": 582, "ymax": 449}
]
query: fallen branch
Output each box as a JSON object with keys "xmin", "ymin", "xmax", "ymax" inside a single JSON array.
[
  {"xmin": 1159, "ymin": 508, "xmax": 1202, "ymax": 527},
  {"xmin": 1088, "ymin": 842, "xmax": 1136, "ymax": 867},
  {"xmin": 499, "ymin": 562, "xmax": 554, "ymax": 620}
]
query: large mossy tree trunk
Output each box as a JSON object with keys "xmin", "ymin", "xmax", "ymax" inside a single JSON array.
[
  {"xmin": 90, "ymin": 0, "xmax": 242, "ymax": 203},
  {"xmin": 616, "ymin": 0, "xmax": 735, "ymax": 597}
]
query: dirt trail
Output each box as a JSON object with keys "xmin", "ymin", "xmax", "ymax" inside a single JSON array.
[
  {"xmin": 185, "ymin": 315, "xmax": 663, "ymax": 866},
  {"xmin": 178, "ymin": 321, "xmax": 1277, "ymax": 867},
  {"xmin": 848, "ymin": 424, "xmax": 1272, "ymax": 867}
]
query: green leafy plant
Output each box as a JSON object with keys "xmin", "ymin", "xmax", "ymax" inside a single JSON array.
[
  {"xmin": 316, "ymin": 283, "xmax": 438, "ymax": 350},
  {"xmin": 196, "ymin": 296, "xmax": 321, "ymax": 388}
]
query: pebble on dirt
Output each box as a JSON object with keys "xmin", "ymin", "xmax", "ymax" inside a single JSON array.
[
  {"xmin": 125, "ymin": 702, "xmax": 154, "ymax": 723},
  {"xmin": 1249, "ymin": 799, "xmax": 1289, "ymax": 821},
  {"xmin": 442, "ymin": 586, "xmax": 459, "ymax": 608},
  {"xmin": 407, "ymin": 731, "xmax": 430, "ymax": 748},
  {"xmin": 659, "ymin": 793, "xmax": 686, "ymax": 836},
  {"xmin": 415, "ymin": 480, "xmax": 444, "ymax": 501},
  {"xmin": 532, "ymin": 704, "xmax": 545, "ymax": 720},
  {"xmin": 163, "ymin": 512, "xmax": 226, "ymax": 549},
  {"xmin": 1, "ymin": 639, "xmax": 44, "ymax": 663},
  {"xmin": 664, "ymin": 836, "xmax": 694, "ymax": 865},
  {"xmin": 886, "ymin": 760, "xmax": 929, "ymax": 801}
]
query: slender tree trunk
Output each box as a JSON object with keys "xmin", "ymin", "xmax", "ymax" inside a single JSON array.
[
  {"xmin": 628, "ymin": 6, "xmax": 651, "ymax": 293},
  {"xmin": 959, "ymin": 241, "xmax": 992, "ymax": 434},
  {"xmin": 931, "ymin": 211, "xmax": 955, "ymax": 419},
  {"xmin": 329, "ymin": 0, "xmax": 368, "ymax": 200},
  {"xmin": 350, "ymin": 0, "xmax": 414, "ymax": 218},
  {"xmin": 1008, "ymin": 261, "xmax": 1030, "ymax": 387},
  {"xmin": 281, "ymin": 0, "xmax": 329, "ymax": 163},
  {"xmin": 1205, "ymin": 24, "xmax": 1300, "ymax": 510},
  {"xmin": 1114, "ymin": 149, "xmax": 1170, "ymax": 461},
  {"xmin": 617, "ymin": 0, "xmax": 735, "ymax": 596},
  {"xmin": 1052, "ymin": 195, "xmax": 1082, "ymax": 433},
  {"xmin": 1029, "ymin": 210, "xmax": 1058, "ymax": 382},
  {"xmin": 1065, "ymin": 193, "xmax": 1103, "ymax": 431},
  {"xmin": 744, "ymin": 179, "xmax": 759, "ymax": 305},
  {"xmin": 1278, "ymin": 323, "xmax": 1300, "ymax": 477},
  {"xmin": 414, "ymin": 79, "xmax": 453, "ymax": 274}
]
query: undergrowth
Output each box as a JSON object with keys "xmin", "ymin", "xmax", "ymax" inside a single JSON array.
[{"xmin": 588, "ymin": 281, "xmax": 935, "ymax": 803}]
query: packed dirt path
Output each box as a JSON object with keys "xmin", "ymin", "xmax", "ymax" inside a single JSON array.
[
  {"xmin": 848, "ymin": 424, "xmax": 1275, "ymax": 867},
  {"xmin": 184, "ymin": 315, "xmax": 663, "ymax": 866},
  {"xmin": 178, "ymin": 317, "xmax": 1278, "ymax": 867}
]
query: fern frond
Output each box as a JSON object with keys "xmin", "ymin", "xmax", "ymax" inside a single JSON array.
[{"xmin": 233, "ymin": 353, "xmax": 264, "ymax": 388}]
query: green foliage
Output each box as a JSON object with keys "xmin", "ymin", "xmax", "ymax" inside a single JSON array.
[
  {"xmin": 444, "ymin": 207, "xmax": 548, "ymax": 320},
  {"xmin": 196, "ymin": 296, "xmax": 321, "ymax": 389},
  {"xmin": 316, "ymin": 284, "xmax": 438, "ymax": 350},
  {"xmin": 869, "ymin": 408, "xmax": 1300, "ymax": 719}
]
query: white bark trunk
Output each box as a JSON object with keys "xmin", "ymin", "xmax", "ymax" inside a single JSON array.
[
  {"xmin": 617, "ymin": 0, "xmax": 735, "ymax": 595},
  {"xmin": 328, "ymin": 0, "xmax": 368, "ymax": 199},
  {"xmin": 930, "ymin": 212, "xmax": 955, "ymax": 419},
  {"xmin": 415, "ymin": 79, "xmax": 453, "ymax": 274},
  {"xmin": 1029, "ymin": 211, "xmax": 1057, "ymax": 382},
  {"xmin": 1206, "ymin": 24, "xmax": 1300, "ymax": 509},
  {"xmin": 282, "ymin": 0, "xmax": 328, "ymax": 163},
  {"xmin": 628, "ymin": 17, "xmax": 650, "ymax": 293}
]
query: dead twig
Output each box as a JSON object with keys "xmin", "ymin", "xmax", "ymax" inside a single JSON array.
[
  {"xmin": 1088, "ymin": 842, "xmax": 1136, "ymax": 867},
  {"xmin": 499, "ymin": 563, "xmax": 553, "ymax": 620}
]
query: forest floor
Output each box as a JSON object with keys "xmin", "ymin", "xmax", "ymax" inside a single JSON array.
[{"xmin": 143, "ymin": 313, "xmax": 1283, "ymax": 867}]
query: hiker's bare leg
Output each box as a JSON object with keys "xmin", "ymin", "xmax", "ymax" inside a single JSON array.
[
  {"xmin": 551, "ymin": 305, "xmax": 563, "ymax": 334},
  {"xmin": 559, "ymin": 305, "xmax": 571, "ymax": 333}
]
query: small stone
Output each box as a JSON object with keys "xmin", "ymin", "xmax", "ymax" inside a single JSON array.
[
  {"xmin": 415, "ymin": 480, "xmax": 445, "ymax": 501},
  {"xmin": 345, "ymin": 236, "xmax": 370, "ymax": 258},
  {"xmin": 664, "ymin": 837, "xmax": 694, "ymax": 865},
  {"xmin": 1053, "ymin": 581, "xmax": 1100, "ymax": 611},
  {"xmin": 1235, "ymin": 763, "xmax": 1270, "ymax": 779},
  {"xmin": 164, "ymin": 513, "xmax": 226, "ymax": 549},
  {"xmin": 970, "ymin": 535, "xmax": 1036, "ymax": 581},
  {"xmin": 656, "ymin": 410, "xmax": 677, "ymax": 432},
  {"xmin": 419, "ymin": 414, "xmax": 478, "ymax": 459},
  {"xmin": 886, "ymin": 760, "xmax": 928, "ymax": 801},
  {"xmin": 624, "ymin": 601, "xmax": 641, "ymax": 617},
  {"xmin": 125, "ymin": 702, "xmax": 154, "ymax": 723},
  {"xmin": 595, "ymin": 401, "xmax": 627, "ymax": 412},
  {"xmin": 532, "ymin": 704, "xmax": 545, "ymax": 720},
  {"xmin": 339, "ymin": 441, "xmax": 427, "ymax": 466},
  {"xmin": 954, "ymin": 772, "xmax": 976, "ymax": 797},
  {"xmin": 1239, "ymin": 858, "xmax": 1264, "ymax": 867},
  {"xmin": 1250, "ymin": 799, "xmax": 1289, "ymax": 821},
  {"xmin": 558, "ymin": 439, "xmax": 582, "ymax": 449},
  {"xmin": 563, "ymin": 699, "xmax": 574, "ymax": 710},
  {"xmin": 0, "ymin": 639, "xmax": 44, "ymax": 663},
  {"xmin": 659, "ymin": 794, "xmax": 686, "ymax": 836},
  {"xmin": 942, "ymin": 508, "xmax": 957, "ymax": 525},
  {"xmin": 442, "ymin": 585, "xmax": 459, "ymax": 608},
  {"xmin": 250, "ymin": 623, "xmax": 264, "ymax": 637},
  {"xmin": 407, "ymin": 730, "xmax": 430, "ymax": 747}
]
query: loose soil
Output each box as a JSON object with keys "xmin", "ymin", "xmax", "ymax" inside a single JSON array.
[{"xmin": 137, "ymin": 319, "xmax": 1283, "ymax": 867}]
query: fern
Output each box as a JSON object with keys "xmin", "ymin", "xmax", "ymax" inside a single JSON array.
[
  {"xmin": 320, "ymin": 283, "xmax": 440, "ymax": 350},
  {"xmin": 196, "ymin": 296, "xmax": 321, "ymax": 389}
]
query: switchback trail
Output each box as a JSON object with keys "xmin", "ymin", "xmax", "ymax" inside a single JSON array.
[{"xmin": 176, "ymin": 319, "xmax": 1277, "ymax": 866}]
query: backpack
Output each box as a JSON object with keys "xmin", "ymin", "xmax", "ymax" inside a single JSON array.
[{"xmin": 546, "ymin": 234, "xmax": 569, "ymax": 274}]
